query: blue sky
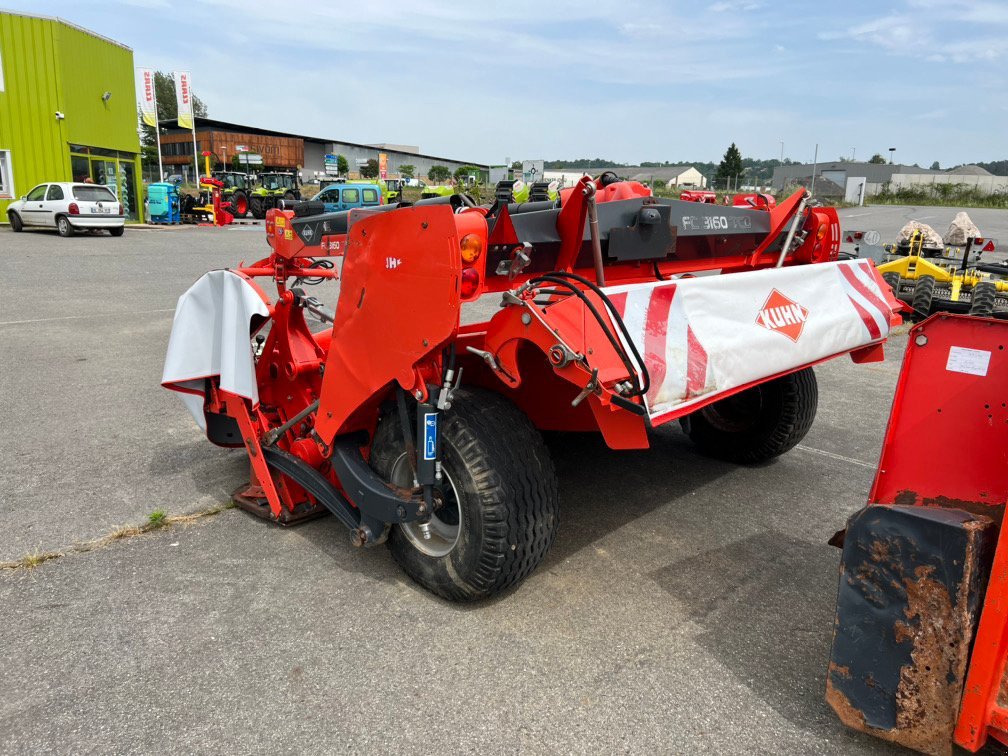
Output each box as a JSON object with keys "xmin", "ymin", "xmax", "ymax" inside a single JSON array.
[{"xmin": 8, "ymin": 0, "xmax": 1006, "ymax": 165}]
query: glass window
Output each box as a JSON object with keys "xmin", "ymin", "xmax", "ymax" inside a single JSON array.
[
  {"xmin": 71, "ymin": 155, "xmax": 90, "ymax": 183},
  {"xmin": 342, "ymin": 188, "xmax": 359, "ymax": 203},
  {"xmin": 362, "ymin": 189, "xmax": 378, "ymax": 203},
  {"xmin": 118, "ymin": 162, "xmax": 138, "ymax": 220},
  {"xmin": 0, "ymin": 150, "xmax": 12, "ymax": 198},
  {"xmin": 318, "ymin": 190, "xmax": 335, "ymax": 204},
  {"xmin": 26, "ymin": 184, "xmax": 47, "ymax": 201},
  {"xmin": 46, "ymin": 185, "xmax": 64, "ymax": 201},
  {"xmin": 72, "ymin": 185, "xmax": 117, "ymax": 202}
]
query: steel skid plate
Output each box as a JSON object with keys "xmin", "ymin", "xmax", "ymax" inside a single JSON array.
[
  {"xmin": 826, "ymin": 504, "xmax": 995, "ymax": 756},
  {"xmin": 231, "ymin": 483, "xmax": 328, "ymax": 526}
]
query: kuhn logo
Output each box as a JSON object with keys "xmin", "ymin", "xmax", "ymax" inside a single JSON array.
[
  {"xmin": 302, "ymin": 225, "xmax": 314, "ymax": 241},
  {"xmin": 386, "ymin": 257, "xmax": 402, "ymax": 270},
  {"xmin": 755, "ymin": 289, "xmax": 809, "ymax": 342}
]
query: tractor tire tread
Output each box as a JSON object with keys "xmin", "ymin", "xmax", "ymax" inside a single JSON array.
[
  {"xmin": 684, "ymin": 367, "xmax": 818, "ymax": 464},
  {"xmin": 912, "ymin": 275, "xmax": 936, "ymax": 319},
  {"xmin": 374, "ymin": 388, "xmax": 558, "ymax": 602},
  {"xmin": 881, "ymin": 272, "xmax": 900, "ymax": 297},
  {"xmin": 970, "ymin": 281, "xmax": 997, "ymax": 318}
]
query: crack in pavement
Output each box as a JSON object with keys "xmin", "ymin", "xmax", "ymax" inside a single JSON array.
[{"xmin": 0, "ymin": 503, "xmax": 235, "ymax": 572}]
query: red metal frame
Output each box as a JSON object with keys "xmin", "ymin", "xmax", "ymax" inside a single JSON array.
[
  {"xmin": 197, "ymin": 177, "xmax": 879, "ymax": 522},
  {"xmin": 857, "ymin": 314, "xmax": 1008, "ymax": 752}
]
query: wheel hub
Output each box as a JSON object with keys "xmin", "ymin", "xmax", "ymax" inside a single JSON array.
[{"xmin": 390, "ymin": 453, "xmax": 461, "ymax": 557}]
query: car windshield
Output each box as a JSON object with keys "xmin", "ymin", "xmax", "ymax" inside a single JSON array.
[{"xmin": 72, "ymin": 185, "xmax": 117, "ymax": 202}]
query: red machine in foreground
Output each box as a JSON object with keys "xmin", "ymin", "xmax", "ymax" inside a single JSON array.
[
  {"xmin": 827, "ymin": 313, "xmax": 1008, "ymax": 755},
  {"xmin": 163, "ymin": 175, "xmax": 900, "ymax": 601}
]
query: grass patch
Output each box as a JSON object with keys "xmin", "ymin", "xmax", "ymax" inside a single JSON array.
[
  {"xmin": 870, "ymin": 182, "xmax": 1008, "ymax": 209},
  {"xmin": 0, "ymin": 502, "xmax": 235, "ymax": 573},
  {"xmin": 15, "ymin": 549, "xmax": 64, "ymax": 570}
]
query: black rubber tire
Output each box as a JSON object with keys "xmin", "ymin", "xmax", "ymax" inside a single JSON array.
[
  {"xmin": 283, "ymin": 191, "xmax": 296, "ymax": 201},
  {"xmin": 969, "ymin": 282, "xmax": 997, "ymax": 318},
  {"xmin": 881, "ymin": 271, "xmax": 901, "ymax": 297},
  {"xmin": 250, "ymin": 196, "xmax": 266, "ymax": 219},
  {"xmin": 230, "ymin": 190, "xmax": 248, "ymax": 218},
  {"xmin": 56, "ymin": 215, "xmax": 74, "ymax": 237},
  {"xmin": 912, "ymin": 275, "xmax": 935, "ymax": 319},
  {"xmin": 109, "ymin": 226, "xmax": 124, "ymax": 237},
  {"xmin": 8, "ymin": 212, "xmax": 23, "ymax": 232},
  {"xmin": 680, "ymin": 367, "xmax": 818, "ymax": 464},
  {"xmin": 370, "ymin": 388, "xmax": 559, "ymax": 602}
]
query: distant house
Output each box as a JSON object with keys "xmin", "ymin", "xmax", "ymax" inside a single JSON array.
[
  {"xmin": 627, "ymin": 166, "xmax": 707, "ymax": 188},
  {"xmin": 544, "ymin": 165, "xmax": 707, "ymax": 188}
]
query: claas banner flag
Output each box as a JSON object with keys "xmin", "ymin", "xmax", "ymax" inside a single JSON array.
[
  {"xmin": 173, "ymin": 71, "xmax": 194, "ymax": 130},
  {"xmin": 137, "ymin": 68, "xmax": 157, "ymax": 128}
]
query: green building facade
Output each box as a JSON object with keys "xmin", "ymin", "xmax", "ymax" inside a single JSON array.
[{"xmin": 0, "ymin": 11, "xmax": 143, "ymax": 222}]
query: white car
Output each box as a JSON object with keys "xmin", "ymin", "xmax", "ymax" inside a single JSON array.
[{"xmin": 7, "ymin": 182, "xmax": 126, "ymax": 237}]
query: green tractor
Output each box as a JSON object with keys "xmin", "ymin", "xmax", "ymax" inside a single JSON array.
[
  {"xmin": 211, "ymin": 171, "xmax": 254, "ymax": 218},
  {"xmin": 419, "ymin": 185, "xmax": 455, "ymax": 199},
  {"xmin": 249, "ymin": 171, "xmax": 301, "ymax": 219},
  {"xmin": 382, "ymin": 178, "xmax": 404, "ymax": 202}
]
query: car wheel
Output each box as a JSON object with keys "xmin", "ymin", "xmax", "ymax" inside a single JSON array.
[
  {"xmin": 8, "ymin": 212, "xmax": 23, "ymax": 232},
  {"xmin": 109, "ymin": 227, "xmax": 125, "ymax": 237},
  {"xmin": 56, "ymin": 215, "xmax": 74, "ymax": 237}
]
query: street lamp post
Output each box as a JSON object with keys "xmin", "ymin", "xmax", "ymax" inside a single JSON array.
[
  {"xmin": 779, "ymin": 140, "xmax": 784, "ymax": 162},
  {"xmin": 889, "ymin": 147, "xmax": 896, "ymax": 165}
]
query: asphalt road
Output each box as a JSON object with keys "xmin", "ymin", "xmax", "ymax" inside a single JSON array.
[
  {"xmin": 0, "ymin": 205, "xmax": 994, "ymax": 753},
  {"xmin": 836, "ymin": 204, "xmax": 1008, "ymax": 249}
]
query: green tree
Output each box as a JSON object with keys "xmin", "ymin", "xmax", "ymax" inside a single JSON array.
[
  {"xmin": 428, "ymin": 165, "xmax": 451, "ymax": 183},
  {"xmin": 399, "ymin": 164, "xmax": 415, "ymax": 179},
  {"xmin": 336, "ymin": 154, "xmax": 349, "ymax": 175},
  {"xmin": 869, "ymin": 153, "xmax": 887, "ymax": 164},
  {"xmin": 714, "ymin": 142, "xmax": 744, "ymax": 188},
  {"xmin": 139, "ymin": 71, "xmax": 209, "ymax": 169},
  {"xmin": 930, "ymin": 160, "xmax": 941, "ymax": 170},
  {"xmin": 360, "ymin": 158, "xmax": 380, "ymax": 179},
  {"xmin": 453, "ymin": 164, "xmax": 481, "ymax": 182}
]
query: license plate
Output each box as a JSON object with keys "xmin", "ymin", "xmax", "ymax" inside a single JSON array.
[{"xmin": 90, "ymin": 207, "xmax": 111, "ymax": 214}]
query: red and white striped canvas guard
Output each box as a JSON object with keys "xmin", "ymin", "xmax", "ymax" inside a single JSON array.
[{"xmin": 603, "ymin": 260, "xmax": 898, "ymax": 422}]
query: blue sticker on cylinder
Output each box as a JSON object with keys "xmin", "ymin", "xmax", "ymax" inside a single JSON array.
[{"xmin": 423, "ymin": 412, "xmax": 437, "ymax": 461}]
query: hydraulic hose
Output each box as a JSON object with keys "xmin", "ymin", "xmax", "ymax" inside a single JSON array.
[{"xmin": 529, "ymin": 272, "xmax": 650, "ymax": 399}]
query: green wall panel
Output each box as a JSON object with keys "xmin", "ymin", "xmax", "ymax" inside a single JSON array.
[{"xmin": 0, "ymin": 12, "xmax": 141, "ymax": 219}]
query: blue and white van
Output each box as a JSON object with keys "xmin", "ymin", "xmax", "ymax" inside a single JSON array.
[{"xmin": 313, "ymin": 182, "xmax": 382, "ymax": 213}]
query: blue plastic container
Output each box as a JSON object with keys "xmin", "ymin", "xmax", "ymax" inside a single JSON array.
[{"xmin": 147, "ymin": 182, "xmax": 180, "ymax": 224}]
